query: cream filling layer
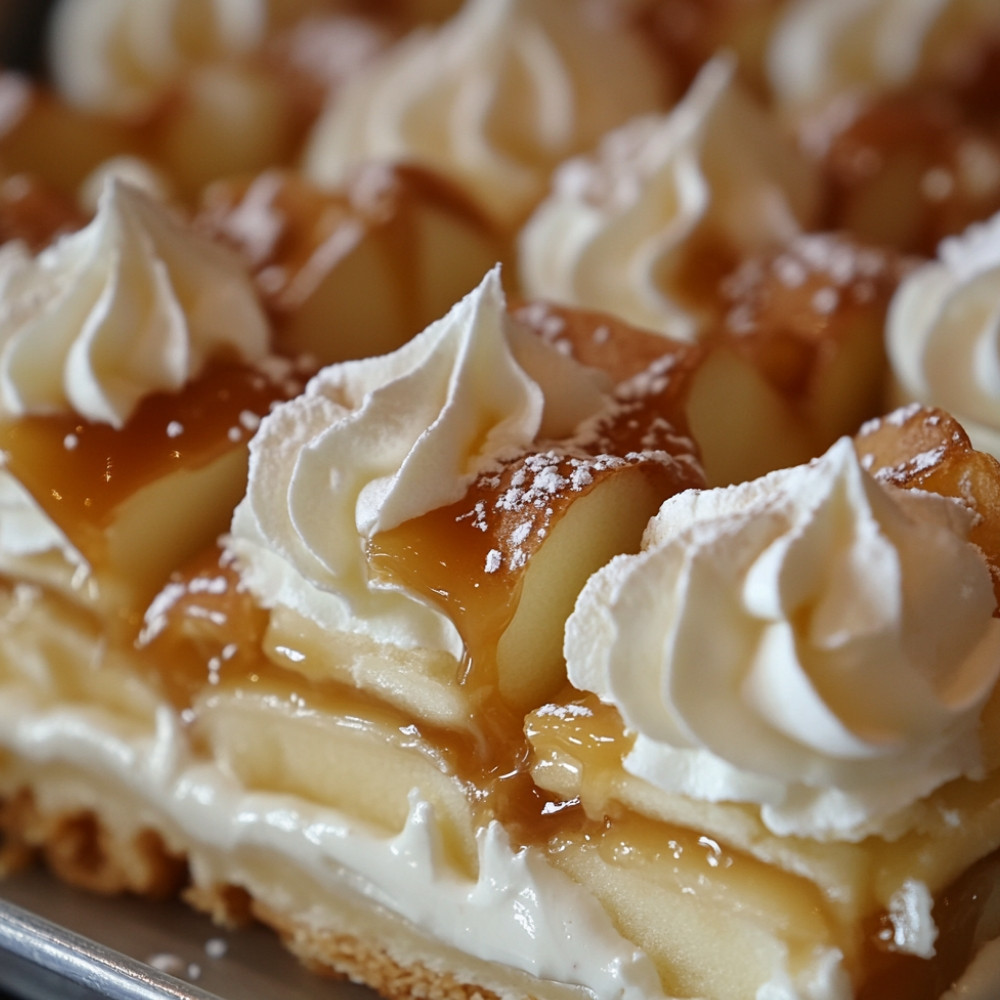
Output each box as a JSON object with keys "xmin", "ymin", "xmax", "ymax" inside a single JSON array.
[{"xmin": 0, "ymin": 685, "xmax": 671, "ymax": 1000}]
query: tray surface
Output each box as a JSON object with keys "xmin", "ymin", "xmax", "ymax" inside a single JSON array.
[{"xmin": 0, "ymin": 868, "xmax": 376, "ymax": 1000}]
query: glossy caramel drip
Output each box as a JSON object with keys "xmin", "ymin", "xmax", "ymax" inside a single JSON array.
[
  {"xmin": 367, "ymin": 436, "xmax": 698, "ymax": 697},
  {"xmin": 139, "ymin": 545, "xmax": 269, "ymax": 709},
  {"xmin": 141, "ymin": 545, "xmax": 490, "ymax": 800},
  {"xmin": 858, "ymin": 846, "xmax": 1000, "ymax": 999},
  {"xmin": 0, "ymin": 361, "xmax": 301, "ymax": 559},
  {"xmin": 526, "ymin": 690, "xmax": 631, "ymax": 775}
]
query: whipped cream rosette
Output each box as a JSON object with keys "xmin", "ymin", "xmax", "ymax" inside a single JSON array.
[
  {"xmin": 566, "ymin": 436, "xmax": 1000, "ymax": 841},
  {"xmin": 302, "ymin": 0, "xmax": 668, "ymax": 231},
  {"xmin": 0, "ymin": 177, "xmax": 282, "ymax": 618},
  {"xmin": 47, "ymin": 0, "xmax": 285, "ymax": 118},
  {"xmin": 0, "ymin": 178, "xmax": 269, "ymax": 427},
  {"xmin": 887, "ymin": 211, "xmax": 1000, "ymax": 457},
  {"xmin": 518, "ymin": 54, "xmax": 822, "ymax": 343},
  {"xmin": 767, "ymin": 0, "xmax": 1000, "ymax": 112}
]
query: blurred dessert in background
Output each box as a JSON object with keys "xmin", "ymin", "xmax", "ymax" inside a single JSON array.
[
  {"xmin": 197, "ymin": 164, "xmax": 507, "ymax": 365},
  {"xmin": 302, "ymin": 0, "xmax": 673, "ymax": 232}
]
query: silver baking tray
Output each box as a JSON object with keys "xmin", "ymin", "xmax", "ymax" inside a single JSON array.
[{"xmin": 0, "ymin": 868, "xmax": 376, "ymax": 1000}]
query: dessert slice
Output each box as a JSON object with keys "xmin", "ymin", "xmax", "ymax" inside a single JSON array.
[
  {"xmin": 197, "ymin": 165, "xmax": 507, "ymax": 367},
  {"xmin": 0, "ymin": 176, "xmax": 296, "ymax": 628},
  {"xmin": 0, "ymin": 269, "xmax": 705, "ymax": 1000},
  {"xmin": 526, "ymin": 405, "xmax": 1000, "ymax": 999}
]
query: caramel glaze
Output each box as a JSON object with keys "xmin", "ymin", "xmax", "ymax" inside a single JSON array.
[
  {"xmin": 859, "ymin": 847, "xmax": 1000, "ymax": 1000},
  {"xmin": 854, "ymin": 405, "xmax": 1000, "ymax": 611},
  {"xmin": 0, "ymin": 360, "xmax": 302, "ymax": 565}
]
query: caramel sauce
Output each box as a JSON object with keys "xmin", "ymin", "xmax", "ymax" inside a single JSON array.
[
  {"xmin": 857, "ymin": 847, "xmax": 1000, "ymax": 1000},
  {"xmin": 854, "ymin": 405, "xmax": 1000, "ymax": 611},
  {"xmin": 141, "ymin": 544, "xmax": 489, "ymax": 809},
  {"xmin": 139, "ymin": 545, "xmax": 270, "ymax": 709},
  {"xmin": 367, "ymin": 414, "xmax": 699, "ymax": 699},
  {"xmin": 0, "ymin": 361, "xmax": 299, "ymax": 561}
]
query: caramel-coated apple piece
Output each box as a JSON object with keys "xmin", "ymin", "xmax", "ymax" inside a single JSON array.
[
  {"xmin": 854, "ymin": 405, "xmax": 1000, "ymax": 605},
  {"xmin": 707, "ymin": 232, "xmax": 903, "ymax": 475},
  {"xmin": 0, "ymin": 364, "xmax": 301, "ymax": 631},
  {"xmin": 370, "ymin": 407, "xmax": 704, "ymax": 714},
  {"xmin": 513, "ymin": 298, "xmax": 817, "ymax": 487},
  {"xmin": 199, "ymin": 166, "xmax": 508, "ymax": 366},
  {"xmin": 516, "ymin": 257, "xmax": 900, "ymax": 488}
]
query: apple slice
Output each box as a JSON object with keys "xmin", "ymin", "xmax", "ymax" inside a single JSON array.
[
  {"xmin": 854, "ymin": 405, "xmax": 1000, "ymax": 605},
  {"xmin": 0, "ymin": 363, "xmax": 299, "ymax": 631},
  {"xmin": 369, "ymin": 410, "xmax": 703, "ymax": 714},
  {"xmin": 192, "ymin": 679, "xmax": 479, "ymax": 876}
]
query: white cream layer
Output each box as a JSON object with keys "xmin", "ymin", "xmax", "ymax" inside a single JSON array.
[
  {"xmin": 0, "ymin": 671, "xmax": 874, "ymax": 1000},
  {"xmin": 0, "ymin": 685, "xmax": 669, "ymax": 1000}
]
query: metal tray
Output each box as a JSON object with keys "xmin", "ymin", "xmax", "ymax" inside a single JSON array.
[{"xmin": 0, "ymin": 868, "xmax": 376, "ymax": 1000}]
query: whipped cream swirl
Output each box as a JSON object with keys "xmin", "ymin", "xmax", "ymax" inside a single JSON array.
[
  {"xmin": 566, "ymin": 437, "xmax": 1000, "ymax": 840},
  {"xmin": 887, "ymin": 211, "xmax": 1000, "ymax": 457},
  {"xmin": 49, "ymin": 0, "xmax": 267, "ymax": 116},
  {"xmin": 768, "ymin": 0, "xmax": 998, "ymax": 110},
  {"xmin": 228, "ymin": 268, "xmax": 611, "ymax": 654},
  {"xmin": 0, "ymin": 178, "xmax": 269, "ymax": 428},
  {"xmin": 518, "ymin": 55, "xmax": 821, "ymax": 341},
  {"xmin": 302, "ymin": 0, "xmax": 666, "ymax": 230}
]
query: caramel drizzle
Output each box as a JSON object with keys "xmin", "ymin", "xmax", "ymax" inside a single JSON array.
[{"xmin": 0, "ymin": 361, "xmax": 301, "ymax": 559}]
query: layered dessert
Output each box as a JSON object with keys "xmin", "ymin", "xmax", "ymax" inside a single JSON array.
[{"xmin": 4, "ymin": 1, "xmax": 1000, "ymax": 999}]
